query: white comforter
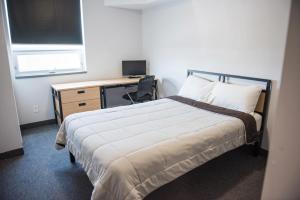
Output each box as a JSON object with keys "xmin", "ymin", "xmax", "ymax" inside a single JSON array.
[{"xmin": 56, "ymin": 98, "xmax": 250, "ymax": 200}]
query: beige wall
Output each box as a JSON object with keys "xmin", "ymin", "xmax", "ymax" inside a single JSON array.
[
  {"xmin": 262, "ymin": 0, "xmax": 300, "ymax": 199},
  {"xmin": 0, "ymin": 1, "xmax": 23, "ymax": 153},
  {"xmin": 142, "ymin": 0, "xmax": 291, "ymax": 149}
]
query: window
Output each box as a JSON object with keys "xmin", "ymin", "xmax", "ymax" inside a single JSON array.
[
  {"xmin": 11, "ymin": 44, "xmax": 85, "ymax": 77},
  {"xmin": 4, "ymin": 0, "xmax": 86, "ymax": 78}
]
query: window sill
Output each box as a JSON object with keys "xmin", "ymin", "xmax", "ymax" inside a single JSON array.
[{"xmin": 15, "ymin": 70, "xmax": 87, "ymax": 79}]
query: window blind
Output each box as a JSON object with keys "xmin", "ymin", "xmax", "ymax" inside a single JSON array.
[{"xmin": 6, "ymin": 0, "xmax": 83, "ymax": 44}]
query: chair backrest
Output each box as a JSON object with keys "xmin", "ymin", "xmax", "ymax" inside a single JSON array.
[{"xmin": 137, "ymin": 75, "xmax": 155, "ymax": 98}]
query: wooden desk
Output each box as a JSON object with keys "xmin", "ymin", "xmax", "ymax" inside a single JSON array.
[{"xmin": 51, "ymin": 77, "xmax": 157, "ymax": 125}]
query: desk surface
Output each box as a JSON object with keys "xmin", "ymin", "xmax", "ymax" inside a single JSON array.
[{"xmin": 51, "ymin": 77, "xmax": 142, "ymax": 91}]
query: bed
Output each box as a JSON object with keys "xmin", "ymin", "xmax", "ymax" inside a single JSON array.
[{"xmin": 55, "ymin": 70, "xmax": 271, "ymax": 200}]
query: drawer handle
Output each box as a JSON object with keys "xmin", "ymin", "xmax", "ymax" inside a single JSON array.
[
  {"xmin": 78, "ymin": 103, "xmax": 86, "ymax": 107},
  {"xmin": 77, "ymin": 90, "xmax": 85, "ymax": 94}
]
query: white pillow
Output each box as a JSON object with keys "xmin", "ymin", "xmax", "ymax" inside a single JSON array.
[
  {"xmin": 178, "ymin": 75, "xmax": 215, "ymax": 102},
  {"xmin": 210, "ymin": 82, "xmax": 262, "ymax": 113}
]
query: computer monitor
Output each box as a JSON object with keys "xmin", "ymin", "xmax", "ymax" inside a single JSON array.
[{"xmin": 122, "ymin": 60, "xmax": 146, "ymax": 76}]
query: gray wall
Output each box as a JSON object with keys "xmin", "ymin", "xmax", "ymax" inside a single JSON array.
[
  {"xmin": 0, "ymin": 1, "xmax": 23, "ymax": 153},
  {"xmin": 262, "ymin": 0, "xmax": 300, "ymax": 198}
]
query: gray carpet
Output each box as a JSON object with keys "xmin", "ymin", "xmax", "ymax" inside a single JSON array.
[{"xmin": 0, "ymin": 124, "xmax": 267, "ymax": 200}]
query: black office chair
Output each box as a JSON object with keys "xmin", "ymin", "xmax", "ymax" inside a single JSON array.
[{"xmin": 123, "ymin": 75, "xmax": 155, "ymax": 104}]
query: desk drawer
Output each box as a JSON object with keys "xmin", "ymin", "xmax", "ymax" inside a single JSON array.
[
  {"xmin": 61, "ymin": 87, "xmax": 100, "ymax": 103},
  {"xmin": 62, "ymin": 99, "xmax": 101, "ymax": 118}
]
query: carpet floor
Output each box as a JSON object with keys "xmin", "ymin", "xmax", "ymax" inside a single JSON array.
[{"xmin": 0, "ymin": 124, "xmax": 267, "ymax": 200}]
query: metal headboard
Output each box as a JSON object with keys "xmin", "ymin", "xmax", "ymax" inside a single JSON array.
[{"xmin": 187, "ymin": 69, "xmax": 272, "ymax": 134}]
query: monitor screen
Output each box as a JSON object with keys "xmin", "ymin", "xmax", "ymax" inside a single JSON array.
[{"xmin": 122, "ymin": 60, "xmax": 146, "ymax": 76}]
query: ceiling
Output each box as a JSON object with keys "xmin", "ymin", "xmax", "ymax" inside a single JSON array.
[{"xmin": 104, "ymin": 0, "xmax": 177, "ymax": 10}]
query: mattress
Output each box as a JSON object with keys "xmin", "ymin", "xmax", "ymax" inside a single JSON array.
[{"xmin": 56, "ymin": 98, "xmax": 262, "ymax": 200}]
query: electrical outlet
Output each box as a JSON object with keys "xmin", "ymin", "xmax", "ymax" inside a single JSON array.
[{"xmin": 33, "ymin": 105, "xmax": 39, "ymax": 113}]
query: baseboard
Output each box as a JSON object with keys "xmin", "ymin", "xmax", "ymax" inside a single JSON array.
[
  {"xmin": 20, "ymin": 119, "xmax": 56, "ymax": 130},
  {"xmin": 0, "ymin": 148, "xmax": 24, "ymax": 160}
]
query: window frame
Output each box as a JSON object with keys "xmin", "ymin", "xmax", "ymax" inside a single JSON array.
[
  {"xmin": 12, "ymin": 45, "xmax": 87, "ymax": 78},
  {"xmin": 3, "ymin": 0, "xmax": 87, "ymax": 78}
]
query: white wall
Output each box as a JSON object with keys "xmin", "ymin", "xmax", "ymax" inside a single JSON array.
[
  {"xmin": 10, "ymin": 0, "xmax": 142, "ymax": 125},
  {"xmin": 262, "ymin": 0, "xmax": 300, "ymax": 198},
  {"xmin": 0, "ymin": 2, "xmax": 23, "ymax": 153},
  {"xmin": 142, "ymin": 0, "xmax": 291, "ymax": 149}
]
